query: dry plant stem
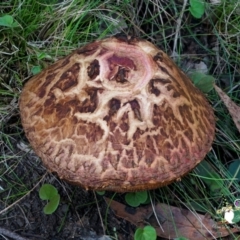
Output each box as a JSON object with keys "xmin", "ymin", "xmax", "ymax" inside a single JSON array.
[
  {"xmin": 171, "ymin": 192, "xmax": 216, "ymax": 239},
  {"xmin": 149, "ymin": 193, "xmax": 164, "ymax": 232},
  {"xmin": 0, "ymin": 227, "xmax": 30, "ymax": 240},
  {"xmin": 214, "ymin": 84, "xmax": 240, "ymax": 132},
  {"xmin": 172, "ymin": 0, "xmax": 188, "ymax": 55},
  {"xmin": 93, "ymin": 191, "xmax": 106, "ymax": 235},
  {"xmin": 0, "ymin": 172, "xmax": 47, "ymax": 215}
]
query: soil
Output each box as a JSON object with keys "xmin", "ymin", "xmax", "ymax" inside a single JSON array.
[{"xmin": 0, "ymin": 138, "xmax": 136, "ymax": 240}]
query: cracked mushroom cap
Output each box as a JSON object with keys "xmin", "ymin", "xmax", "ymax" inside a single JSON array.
[{"xmin": 19, "ymin": 37, "xmax": 215, "ymax": 192}]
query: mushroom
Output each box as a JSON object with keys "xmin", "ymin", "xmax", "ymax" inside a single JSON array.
[{"xmin": 19, "ymin": 37, "xmax": 215, "ymax": 192}]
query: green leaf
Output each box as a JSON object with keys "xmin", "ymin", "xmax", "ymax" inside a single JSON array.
[
  {"xmin": 125, "ymin": 191, "xmax": 148, "ymax": 207},
  {"xmin": 39, "ymin": 184, "xmax": 60, "ymax": 214},
  {"xmin": 189, "ymin": 0, "xmax": 205, "ymax": 19},
  {"xmin": 189, "ymin": 72, "xmax": 214, "ymax": 93},
  {"xmin": 195, "ymin": 161, "xmax": 223, "ymax": 194},
  {"xmin": 96, "ymin": 191, "xmax": 105, "ymax": 196},
  {"xmin": 135, "ymin": 228, "xmax": 144, "ymax": 239},
  {"xmin": 39, "ymin": 184, "xmax": 58, "ymax": 200},
  {"xmin": 134, "ymin": 226, "xmax": 157, "ymax": 240},
  {"xmin": 31, "ymin": 66, "xmax": 42, "ymax": 75},
  {"xmin": 43, "ymin": 193, "xmax": 60, "ymax": 215},
  {"xmin": 37, "ymin": 52, "xmax": 52, "ymax": 60},
  {"xmin": 232, "ymin": 209, "xmax": 240, "ymax": 224},
  {"xmin": 0, "ymin": 15, "xmax": 19, "ymax": 28},
  {"xmin": 0, "ymin": 15, "xmax": 13, "ymax": 27},
  {"xmin": 187, "ymin": 201, "xmax": 207, "ymax": 213},
  {"xmin": 228, "ymin": 160, "xmax": 240, "ymax": 181}
]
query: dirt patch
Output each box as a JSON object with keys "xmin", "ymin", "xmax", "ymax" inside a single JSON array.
[{"xmin": 0, "ymin": 138, "xmax": 135, "ymax": 240}]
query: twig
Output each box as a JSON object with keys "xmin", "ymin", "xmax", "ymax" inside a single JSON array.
[
  {"xmin": 0, "ymin": 227, "xmax": 30, "ymax": 240},
  {"xmin": 172, "ymin": 192, "xmax": 217, "ymax": 239},
  {"xmin": 149, "ymin": 192, "xmax": 164, "ymax": 232},
  {"xmin": 0, "ymin": 172, "xmax": 47, "ymax": 215},
  {"xmin": 93, "ymin": 191, "xmax": 106, "ymax": 235},
  {"xmin": 172, "ymin": 0, "xmax": 188, "ymax": 56}
]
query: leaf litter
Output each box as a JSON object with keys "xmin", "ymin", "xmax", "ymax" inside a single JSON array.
[{"xmin": 105, "ymin": 198, "xmax": 240, "ymax": 239}]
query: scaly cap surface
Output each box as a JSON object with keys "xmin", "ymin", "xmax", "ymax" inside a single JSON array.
[{"xmin": 19, "ymin": 37, "xmax": 215, "ymax": 192}]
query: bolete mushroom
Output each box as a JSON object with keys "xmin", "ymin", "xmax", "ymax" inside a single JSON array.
[{"xmin": 19, "ymin": 37, "xmax": 215, "ymax": 192}]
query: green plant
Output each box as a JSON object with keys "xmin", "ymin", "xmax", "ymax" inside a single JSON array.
[
  {"xmin": 96, "ymin": 191, "xmax": 106, "ymax": 196},
  {"xmin": 189, "ymin": 0, "xmax": 205, "ymax": 19},
  {"xmin": 228, "ymin": 160, "xmax": 240, "ymax": 182},
  {"xmin": 31, "ymin": 66, "xmax": 42, "ymax": 75},
  {"xmin": 0, "ymin": 15, "xmax": 19, "ymax": 28},
  {"xmin": 194, "ymin": 161, "xmax": 224, "ymax": 195},
  {"xmin": 1, "ymin": 0, "xmax": 240, "ymax": 239},
  {"xmin": 189, "ymin": 72, "xmax": 215, "ymax": 93},
  {"xmin": 39, "ymin": 184, "xmax": 60, "ymax": 214},
  {"xmin": 134, "ymin": 226, "xmax": 157, "ymax": 240},
  {"xmin": 125, "ymin": 191, "xmax": 148, "ymax": 207}
]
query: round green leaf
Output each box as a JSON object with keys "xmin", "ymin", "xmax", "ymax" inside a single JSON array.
[
  {"xmin": 0, "ymin": 15, "xmax": 19, "ymax": 28},
  {"xmin": 125, "ymin": 191, "xmax": 148, "ymax": 207},
  {"xmin": 232, "ymin": 209, "xmax": 240, "ymax": 224},
  {"xmin": 189, "ymin": 0, "xmax": 205, "ymax": 19},
  {"xmin": 43, "ymin": 193, "xmax": 60, "ymax": 215},
  {"xmin": 208, "ymin": 172, "xmax": 224, "ymax": 192},
  {"xmin": 189, "ymin": 72, "xmax": 214, "ymax": 93},
  {"xmin": 39, "ymin": 184, "xmax": 58, "ymax": 200},
  {"xmin": 228, "ymin": 160, "xmax": 240, "ymax": 181},
  {"xmin": 31, "ymin": 66, "xmax": 42, "ymax": 75},
  {"xmin": 96, "ymin": 191, "xmax": 105, "ymax": 196},
  {"xmin": 134, "ymin": 226, "xmax": 157, "ymax": 240},
  {"xmin": 0, "ymin": 15, "xmax": 13, "ymax": 27},
  {"xmin": 134, "ymin": 228, "xmax": 144, "ymax": 240},
  {"xmin": 189, "ymin": 7, "xmax": 203, "ymax": 19},
  {"xmin": 195, "ymin": 161, "xmax": 223, "ymax": 194}
]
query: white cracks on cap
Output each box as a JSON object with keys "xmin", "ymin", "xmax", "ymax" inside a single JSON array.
[{"xmin": 19, "ymin": 37, "xmax": 215, "ymax": 192}]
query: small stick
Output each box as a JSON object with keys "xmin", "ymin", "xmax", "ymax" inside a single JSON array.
[
  {"xmin": 0, "ymin": 172, "xmax": 47, "ymax": 215},
  {"xmin": 149, "ymin": 192, "xmax": 164, "ymax": 232},
  {"xmin": 172, "ymin": 0, "xmax": 188, "ymax": 56},
  {"xmin": 0, "ymin": 227, "xmax": 30, "ymax": 240},
  {"xmin": 93, "ymin": 191, "xmax": 106, "ymax": 235}
]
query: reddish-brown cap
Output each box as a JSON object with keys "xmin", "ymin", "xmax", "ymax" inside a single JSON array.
[{"xmin": 19, "ymin": 37, "xmax": 215, "ymax": 192}]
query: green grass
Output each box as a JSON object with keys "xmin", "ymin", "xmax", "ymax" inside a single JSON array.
[{"xmin": 1, "ymin": 0, "xmax": 240, "ymax": 239}]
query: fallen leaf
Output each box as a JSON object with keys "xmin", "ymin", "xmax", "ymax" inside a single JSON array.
[
  {"xmin": 214, "ymin": 84, "xmax": 240, "ymax": 133},
  {"xmin": 105, "ymin": 198, "xmax": 240, "ymax": 240},
  {"xmin": 150, "ymin": 203, "xmax": 239, "ymax": 239},
  {"xmin": 104, "ymin": 197, "xmax": 152, "ymax": 226}
]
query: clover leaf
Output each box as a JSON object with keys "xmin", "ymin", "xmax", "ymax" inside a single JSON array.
[
  {"xmin": 39, "ymin": 184, "xmax": 60, "ymax": 214},
  {"xmin": 125, "ymin": 191, "xmax": 148, "ymax": 207},
  {"xmin": 134, "ymin": 226, "xmax": 157, "ymax": 240}
]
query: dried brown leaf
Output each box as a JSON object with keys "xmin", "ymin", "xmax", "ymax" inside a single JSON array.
[
  {"xmin": 105, "ymin": 198, "xmax": 240, "ymax": 239},
  {"xmin": 214, "ymin": 84, "xmax": 240, "ymax": 133}
]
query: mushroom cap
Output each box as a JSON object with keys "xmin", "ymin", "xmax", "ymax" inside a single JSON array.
[{"xmin": 19, "ymin": 37, "xmax": 215, "ymax": 192}]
